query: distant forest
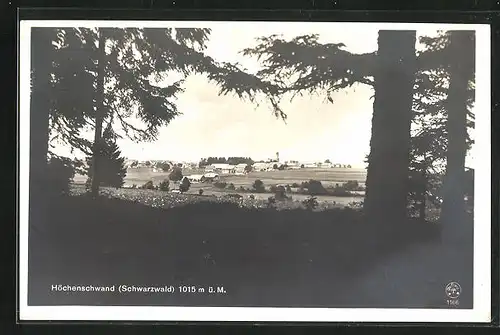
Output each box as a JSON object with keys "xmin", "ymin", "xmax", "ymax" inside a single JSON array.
[{"xmin": 198, "ymin": 157, "xmax": 255, "ymax": 166}]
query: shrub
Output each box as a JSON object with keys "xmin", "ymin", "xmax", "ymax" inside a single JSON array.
[
  {"xmin": 285, "ymin": 185, "xmax": 292, "ymax": 193},
  {"xmin": 307, "ymin": 179, "xmax": 328, "ymax": 195},
  {"xmin": 291, "ymin": 182, "xmax": 300, "ymax": 188},
  {"xmin": 142, "ymin": 180, "xmax": 155, "ymax": 190},
  {"xmin": 274, "ymin": 185, "xmax": 287, "ymax": 201},
  {"xmin": 159, "ymin": 179, "xmax": 170, "ymax": 191},
  {"xmin": 85, "ymin": 128, "xmax": 127, "ymax": 189},
  {"xmin": 344, "ymin": 180, "xmax": 359, "ymax": 191},
  {"xmin": 269, "ymin": 185, "xmax": 278, "ymax": 193},
  {"xmin": 330, "ymin": 185, "xmax": 351, "ymax": 196},
  {"xmin": 238, "ymin": 186, "xmax": 246, "ymax": 192},
  {"xmin": 214, "ymin": 181, "xmax": 227, "ymax": 189},
  {"xmin": 168, "ymin": 167, "xmax": 183, "ymax": 182},
  {"xmin": 199, "ymin": 189, "xmax": 204, "ymax": 195},
  {"xmin": 131, "ymin": 184, "xmax": 137, "ymax": 189},
  {"xmin": 85, "ymin": 177, "xmax": 92, "ymax": 191},
  {"xmin": 227, "ymin": 183, "xmax": 235, "ymax": 190},
  {"xmin": 179, "ymin": 177, "xmax": 191, "ymax": 193},
  {"xmin": 302, "ymin": 196, "xmax": 318, "ymax": 210},
  {"xmin": 252, "ymin": 179, "xmax": 265, "ymax": 193}
]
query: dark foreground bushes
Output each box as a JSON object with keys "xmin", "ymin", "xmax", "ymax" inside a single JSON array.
[{"xmin": 28, "ymin": 194, "xmax": 448, "ymax": 307}]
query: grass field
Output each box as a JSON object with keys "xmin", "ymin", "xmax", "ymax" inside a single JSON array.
[
  {"xmin": 69, "ymin": 184, "xmax": 360, "ymax": 210},
  {"xmin": 74, "ymin": 167, "xmax": 367, "ymax": 189}
]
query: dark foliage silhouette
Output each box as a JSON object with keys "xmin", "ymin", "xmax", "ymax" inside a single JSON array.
[
  {"xmin": 29, "ymin": 194, "xmax": 444, "ymax": 307},
  {"xmin": 141, "ymin": 180, "xmax": 155, "ymax": 190},
  {"xmin": 252, "ymin": 179, "xmax": 265, "ymax": 193},
  {"xmin": 158, "ymin": 162, "xmax": 171, "ymax": 172},
  {"xmin": 241, "ymin": 29, "xmax": 475, "ymax": 227},
  {"xmin": 409, "ymin": 31, "xmax": 475, "ymax": 223},
  {"xmin": 241, "ymin": 31, "xmax": 417, "ymax": 225},
  {"xmin": 31, "ymin": 27, "xmax": 279, "ymax": 196},
  {"xmin": 45, "ymin": 157, "xmax": 75, "ymax": 195}
]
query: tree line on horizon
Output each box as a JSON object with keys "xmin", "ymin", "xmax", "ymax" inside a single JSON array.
[
  {"xmin": 30, "ymin": 27, "xmax": 475, "ymax": 239},
  {"xmin": 198, "ymin": 157, "xmax": 255, "ymax": 167}
]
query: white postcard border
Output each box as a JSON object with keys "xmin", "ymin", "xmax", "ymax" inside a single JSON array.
[{"xmin": 18, "ymin": 20, "xmax": 492, "ymax": 323}]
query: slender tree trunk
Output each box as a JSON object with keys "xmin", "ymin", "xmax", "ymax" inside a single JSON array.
[
  {"xmin": 440, "ymin": 31, "xmax": 475, "ymax": 242},
  {"xmin": 90, "ymin": 30, "xmax": 107, "ymax": 197},
  {"xmin": 418, "ymin": 167, "xmax": 427, "ymax": 221},
  {"xmin": 30, "ymin": 28, "xmax": 53, "ymax": 198},
  {"xmin": 364, "ymin": 30, "xmax": 417, "ymax": 226}
]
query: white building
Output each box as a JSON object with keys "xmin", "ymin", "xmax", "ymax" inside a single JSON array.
[
  {"xmin": 124, "ymin": 159, "xmax": 138, "ymax": 168},
  {"xmin": 234, "ymin": 163, "xmax": 248, "ymax": 174},
  {"xmin": 252, "ymin": 162, "xmax": 274, "ymax": 171},
  {"xmin": 209, "ymin": 163, "xmax": 236, "ymax": 174},
  {"xmin": 183, "ymin": 162, "xmax": 198, "ymax": 169}
]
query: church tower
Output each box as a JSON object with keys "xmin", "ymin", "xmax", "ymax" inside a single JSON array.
[{"xmin": 276, "ymin": 152, "xmax": 279, "ymax": 162}]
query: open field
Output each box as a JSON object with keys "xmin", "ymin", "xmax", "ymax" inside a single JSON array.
[{"xmin": 73, "ymin": 167, "xmax": 367, "ymax": 189}]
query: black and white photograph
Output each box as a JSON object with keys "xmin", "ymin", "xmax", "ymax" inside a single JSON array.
[{"xmin": 18, "ymin": 20, "xmax": 491, "ymax": 322}]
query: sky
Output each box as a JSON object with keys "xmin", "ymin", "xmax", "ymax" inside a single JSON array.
[{"xmin": 47, "ymin": 24, "xmax": 476, "ymax": 169}]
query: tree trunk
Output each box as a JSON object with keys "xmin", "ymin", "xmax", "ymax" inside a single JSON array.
[
  {"xmin": 440, "ymin": 31, "xmax": 475, "ymax": 242},
  {"xmin": 30, "ymin": 28, "xmax": 53, "ymax": 199},
  {"xmin": 90, "ymin": 30, "xmax": 107, "ymax": 197},
  {"xmin": 363, "ymin": 30, "xmax": 417, "ymax": 226}
]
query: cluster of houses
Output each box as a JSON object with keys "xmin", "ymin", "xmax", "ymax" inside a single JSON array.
[
  {"xmin": 125, "ymin": 159, "xmax": 353, "ymax": 180},
  {"xmin": 124, "ymin": 160, "xmax": 198, "ymax": 170},
  {"xmin": 126, "ymin": 159, "xmax": 352, "ymax": 171},
  {"xmin": 204, "ymin": 163, "xmax": 248, "ymax": 175}
]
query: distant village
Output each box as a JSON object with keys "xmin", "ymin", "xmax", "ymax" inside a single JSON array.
[{"xmin": 124, "ymin": 152, "xmax": 354, "ymax": 184}]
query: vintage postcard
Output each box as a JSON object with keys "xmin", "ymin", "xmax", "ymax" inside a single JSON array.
[{"xmin": 18, "ymin": 20, "xmax": 491, "ymax": 322}]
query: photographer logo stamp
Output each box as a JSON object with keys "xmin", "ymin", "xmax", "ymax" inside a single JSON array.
[{"xmin": 445, "ymin": 281, "xmax": 461, "ymax": 306}]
